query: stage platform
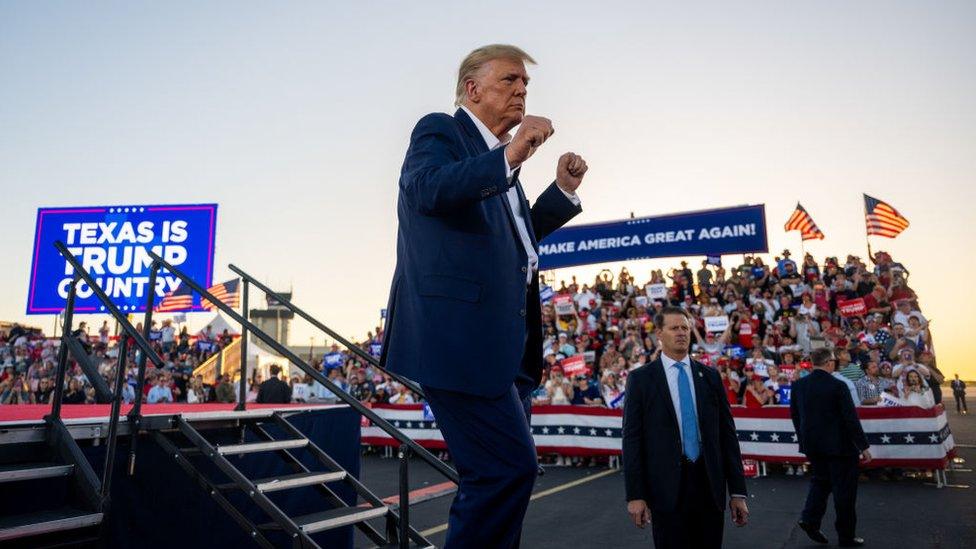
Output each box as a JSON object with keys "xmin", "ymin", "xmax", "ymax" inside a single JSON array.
[
  {"xmin": 0, "ymin": 403, "xmax": 363, "ymax": 548},
  {"xmin": 0, "ymin": 403, "xmax": 345, "ymax": 444}
]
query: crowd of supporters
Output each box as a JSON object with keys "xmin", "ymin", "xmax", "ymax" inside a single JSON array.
[
  {"xmin": 0, "ymin": 248, "xmax": 952, "ymax": 414},
  {"xmin": 531, "ymin": 248, "xmax": 945, "ymax": 412},
  {"xmin": 0, "ymin": 319, "xmax": 236, "ymax": 405}
]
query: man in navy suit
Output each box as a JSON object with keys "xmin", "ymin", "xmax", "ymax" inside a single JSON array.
[
  {"xmin": 791, "ymin": 348, "xmax": 871, "ymax": 547},
  {"xmin": 380, "ymin": 44, "xmax": 586, "ymax": 548},
  {"xmin": 623, "ymin": 306, "xmax": 749, "ymax": 548}
]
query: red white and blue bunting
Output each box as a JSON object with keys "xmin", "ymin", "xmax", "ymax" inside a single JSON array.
[{"xmin": 362, "ymin": 404, "xmax": 956, "ymax": 469}]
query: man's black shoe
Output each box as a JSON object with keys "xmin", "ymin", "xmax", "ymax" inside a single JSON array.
[
  {"xmin": 839, "ymin": 537, "xmax": 865, "ymax": 547},
  {"xmin": 797, "ymin": 521, "xmax": 828, "ymax": 544},
  {"xmin": 537, "ymin": 464, "xmax": 545, "ymax": 476}
]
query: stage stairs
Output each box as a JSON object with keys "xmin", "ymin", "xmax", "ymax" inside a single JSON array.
[
  {"xmin": 0, "ymin": 242, "xmax": 450, "ymax": 548},
  {"xmin": 0, "ymin": 262, "xmax": 140, "ymax": 547},
  {"xmin": 0, "ymin": 418, "xmax": 104, "ymax": 546},
  {"xmin": 152, "ymin": 411, "xmax": 418, "ymax": 548}
]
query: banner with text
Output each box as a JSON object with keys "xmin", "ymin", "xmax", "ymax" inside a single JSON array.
[
  {"xmin": 538, "ymin": 205, "xmax": 768, "ymax": 269},
  {"xmin": 27, "ymin": 204, "xmax": 218, "ymax": 314},
  {"xmin": 838, "ymin": 298, "xmax": 867, "ymax": 318}
]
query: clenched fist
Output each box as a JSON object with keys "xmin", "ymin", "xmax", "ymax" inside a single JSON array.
[
  {"xmin": 556, "ymin": 152, "xmax": 588, "ymax": 194},
  {"xmin": 505, "ymin": 115, "xmax": 554, "ymax": 169}
]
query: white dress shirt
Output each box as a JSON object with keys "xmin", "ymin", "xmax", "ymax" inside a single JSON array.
[
  {"xmin": 460, "ymin": 106, "xmax": 580, "ymax": 284},
  {"xmin": 660, "ymin": 353, "xmax": 699, "ymax": 443}
]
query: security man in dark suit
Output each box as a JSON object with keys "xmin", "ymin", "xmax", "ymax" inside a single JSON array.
[
  {"xmin": 790, "ymin": 348, "xmax": 871, "ymax": 547},
  {"xmin": 256, "ymin": 364, "xmax": 291, "ymax": 404},
  {"xmin": 623, "ymin": 306, "xmax": 749, "ymax": 548}
]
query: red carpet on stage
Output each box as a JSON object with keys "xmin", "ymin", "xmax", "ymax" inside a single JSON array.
[{"xmin": 0, "ymin": 403, "xmax": 330, "ymax": 423}]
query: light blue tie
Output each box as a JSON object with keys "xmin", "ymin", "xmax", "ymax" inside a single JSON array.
[{"xmin": 674, "ymin": 362, "xmax": 700, "ymax": 461}]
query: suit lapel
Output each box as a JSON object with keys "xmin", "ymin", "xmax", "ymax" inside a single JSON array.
[
  {"xmin": 454, "ymin": 108, "xmax": 488, "ymax": 154},
  {"xmin": 454, "ymin": 108, "xmax": 524, "ymax": 248},
  {"xmin": 690, "ymin": 361, "xmax": 708, "ymax": 423}
]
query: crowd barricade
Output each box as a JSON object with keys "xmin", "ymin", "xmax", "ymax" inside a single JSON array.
[{"xmin": 361, "ymin": 403, "xmax": 956, "ymax": 470}]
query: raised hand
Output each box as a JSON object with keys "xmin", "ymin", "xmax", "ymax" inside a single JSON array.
[
  {"xmin": 505, "ymin": 115, "xmax": 554, "ymax": 169},
  {"xmin": 556, "ymin": 152, "xmax": 588, "ymax": 194}
]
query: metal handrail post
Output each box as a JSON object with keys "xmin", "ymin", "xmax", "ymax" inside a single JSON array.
[
  {"xmin": 235, "ymin": 279, "xmax": 249, "ymax": 411},
  {"xmin": 50, "ymin": 272, "xmax": 80, "ymax": 421},
  {"xmin": 100, "ymin": 336, "xmax": 128, "ymax": 505},
  {"xmin": 398, "ymin": 444, "xmax": 410, "ymax": 549},
  {"xmin": 131, "ymin": 262, "xmax": 158, "ymax": 419},
  {"xmin": 128, "ymin": 262, "xmax": 158, "ymax": 474}
]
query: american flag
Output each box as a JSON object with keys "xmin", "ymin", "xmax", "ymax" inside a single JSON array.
[
  {"xmin": 156, "ymin": 283, "xmax": 193, "ymax": 312},
  {"xmin": 784, "ymin": 203, "xmax": 825, "ymax": 241},
  {"xmin": 864, "ymin": 194, "xmax": 910, "ymax": 238},
  {"xmin": 201, "ymin": 278, "xmax": 241, "ymax": 311}
]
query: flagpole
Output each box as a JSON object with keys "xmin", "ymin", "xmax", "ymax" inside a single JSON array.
[{"xmin": 862, "ymin": 193, "xmax": 871, "ymax": 260}]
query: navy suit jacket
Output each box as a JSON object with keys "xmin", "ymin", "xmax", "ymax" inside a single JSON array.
[
  {"xmin": 622, "ymin": 358, "xmax": 748, "ymax": 512},
  {"xmin": 790, "ymin": 369, "xmax": 870, "ymax": 457},
  {"xmin": 380, "ymin": 109, "xmax": 582, "ymax": 397}
]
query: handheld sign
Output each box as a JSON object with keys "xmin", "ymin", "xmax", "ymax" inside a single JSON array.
[
  {"xmin": 553, "ymin": 295, "xmax": 576, "ymax": 316},
  {"xmin": 560, "ymin": 355, "xmax": 589, "ymax": 378},
  {"xmin": 645, "ymin": 283, "xmax": 668, "ymax": 300},
  {"xmin": 704, "ymin": 315, "xmax": 730, "ymax": 333},
  {"xmin": 838, "ymin": 298, "xmax": 867, "ymax": 318}
]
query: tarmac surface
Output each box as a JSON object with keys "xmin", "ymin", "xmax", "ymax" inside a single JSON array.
[{"xmin": 354, "ymin": 394, "xmax": 976, "ymax": 548}]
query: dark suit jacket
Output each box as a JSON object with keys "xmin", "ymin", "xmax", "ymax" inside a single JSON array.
[
  {"xmin": 380, "ymin": 109, "xmax": 582, "ymax": 397},
  {"xmin": 790, "ymin": 369, "xmax": 869, "ymax": 457},
  {"xmin": 623, "ymin": 358, "xmax": 748, "ymax": 512},
  {"xmin": 256, "ymin": 377, "xmax": 291, "ymax": 404}
]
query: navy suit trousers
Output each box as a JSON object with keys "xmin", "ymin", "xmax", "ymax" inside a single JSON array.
[{"xmin": 422, "ymin": 383, "xmax": 537, "ymax": 549}]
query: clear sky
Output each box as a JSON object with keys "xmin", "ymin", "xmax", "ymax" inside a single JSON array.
[{"xmin": 2, "ymin": 2, "xmax": 974, "ymax": 376}]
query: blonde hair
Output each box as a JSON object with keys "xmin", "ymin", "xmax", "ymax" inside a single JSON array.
[{"xmin": 455, "ymin": 44, "xmax": 536, "ymax": 106}]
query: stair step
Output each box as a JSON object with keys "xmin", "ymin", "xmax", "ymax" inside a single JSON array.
[
  {"xmin": 0, "ymin": 508, "xmax": 103, "ymax": 541},
  {"xmin": 261, "ymin": 505, "xmax": 389, "ymax": 534},
  {"xmin": 0, "ymin": 463, "xmax": 74, "ymax": 484},
  {"xmin": 254, "ymin": 470, "xmax": 347, "ymax": 492},
  {"xmin": 215, "ymin": 439, "xmax": 308, "ymax": 455}
]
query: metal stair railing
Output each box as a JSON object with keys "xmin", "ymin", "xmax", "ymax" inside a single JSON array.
[
  {"xmin": 52, "ymin": 242, "xmax": 168, "ymax": 507},
  {"xmin": 145, "ymin": 251, "xmax": 456, "ymax": 548},
  {"xmin": 148, "ymin": 251, "xmax": 458, "ymax": 483},
  {"xmin": 228, "ymin": 263, "xmax": 426, "ymax": 398}
]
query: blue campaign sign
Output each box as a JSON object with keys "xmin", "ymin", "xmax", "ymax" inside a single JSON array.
[
  {"xmin": 538, "ymin": 205, "xmax": 768, "ymax": 270},
  {"xmin": 27, "ymin": 204, "xmax": 218, "ymax": 314}
]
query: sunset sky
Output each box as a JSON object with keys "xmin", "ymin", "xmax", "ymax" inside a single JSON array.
[{"xmin": 2, "ymin": 2, "xmax": 974, "ymax": 376}]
